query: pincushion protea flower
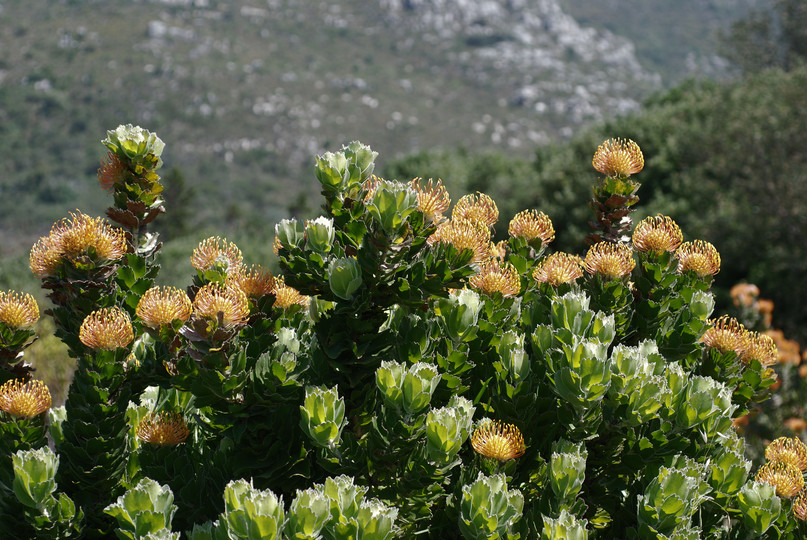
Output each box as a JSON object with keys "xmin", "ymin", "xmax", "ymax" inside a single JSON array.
[
  {"xmin": 0, "ymin": 379, "xmax": 51, "ymax": 418},
  {"xmin": 508, "ymin": 209, "xmax": 555, "ymax": 244},
  {"xmin": 191, "ymin": 237, "xmax": 243, "ymax": 275},
  {"xmin": 98, "ymin": 151, "xmax": 128, "ymax": 191},
  {"xmin": 453, "ymin": 193, "xmax": 499, "ymax": 228},
  {"xmin": 592, "ymin": 138, "xmax": 644, "ymax": 177},
  {"xmin": 632, "ymin": 215, "xmax": 683, "ymax": 253},
  {"xmin": 584, "ymin": 242, "xmax": 635, "ymax": 279},
  {"xmin": 411, "ymin": 177, "xmax": 451, "ymax": 222},
  {"xmin": 794, "ymin": 490, "xmax": 807, "ymax": 521},
  {"xmin": 192, "ymin": 283, "xmax": 250, "ymax": 328},
  {"xmin": 228, "ymin": 264, "xmax": 275, "ymax": 299},
  {"xmin": 435, "ymin": 219, "xmax": 492, "ymax": 264},
  {"xmin": 471, "ymin": 420, "xmax": 526, "ymax": 462},
  {"xmin": 136, "ymin": 411, "xmax": 190, "ymax": 447},
  {"xmin": 766, "ymin": 437, "xmax": 807, "ymax": 472},
  {"xmin": 80, "ymin": 307, "xmax": 134, "ymax": 350},
  {"xmin": 533, "ymin": 252, "xmax": 584, "ymax": 287},
  {"xmin": 745, "ymin": 332, "xmax": 778, "ymax": 367},
  {"xmin": 470, "ymin": 259, "xmax": 520, "ymax": 297},
  {"xmin": 701, "ymin": 315, "xmax": 750, "ymax": 359},
  {"xmin": 0, "ymin": 291, "xmax": 39, "ymax": 329},
  {"xmin": 756, "ymin": 461, "xmax": 805, "ymax": 498},
  {"xmin": 271, "ymin": 277, "xmax": 310, "ymax": 310},
  {"xmin": 675, "ymin": 240, "xmax": 721, "ymax": 277},
  {"xmin": 136, "ymin": 286, "xmax": 193, "ymax": 329}
]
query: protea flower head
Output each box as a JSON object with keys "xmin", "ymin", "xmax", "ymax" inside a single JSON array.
[
  {"xmin": 79, "ymin": 306, "xmax": 134, "ymax": 350},
  {"xmin": 411, "ymin": 177, "xmax": 451, "ymax": 222},
  {"xmin": 98, "ymin": 151, "xmax": 128, "ymax": 191},
  {"xmin": 0, "ymin": 291, "xmax": 40, "ymax": 330},
  {"xmin": 701, "ymin": 315, "xmax": 750, "ymax": 359},
  {"xmin": 745, "ymin": 332, "xmax": 779, "ymax": 367},
  {"xmin": 191, "ymin": 237, "xmax": 244, "ymax": 275},
  {"xmin": 471, "ymin": 420, "xmax": 526, "ymax": 462},
  {"xmin": 533, "ymin": 252, "xmax": 584, "ymax": 287},
  {"xmin": 469, "ymin": 259, "xmax": 521, "ymax": 297},
  {"xmin": 675, "ymin": 240, "xmax": 721, "ymax": 277},
  {"xmin": 192, "ymin": 283, "xmax": 250, "ymax": 329},
  {"xmin": 730, "ymin": 283, "xmax": 760, "ymax": 308},
  {"xmin": 271, "ymin": 277, "xmax": 310, "ymax": 310},
  {"xmin": 756, "ymin": 461, "xmax": 805, "ymax": 498},
  {"xmin": 632, "ymin": 215, "xmax": 683, "ymax": 253},
  {"xmin": 794, "ymin": 489, "xmax": 807, "ymax": 521},
  {"xmin": 435, "ymin": 219, "xmax": 492, "ymax": 264},
  {"xmin": 489, "ymin": 240, "xmax": 508, "ymax": 260},
  {"xmin": 584, "ymin": 242, "xmax": 636, "ymax": 279},
  {"xmin": 136, "ymin": 286, "xmax": 193, "ymax": 329},
  {"xmin": 228, "ymin": 264, "xmax": 275, "ymax": 299},
  {"xmin": 766, "ymin": 437, "xmax": 807, "ymax": 472},
  {"xmin": 136, "ymin": 411, "xmax": 190, "ymax": 447},
  {"xmin": 0, "ymin": 379, "xmax": 51, "ymax": 419},
  {"xmin": 508, "ymin": 209, "xmax": 555, "ymax": 244},
  {"xmin": 592, "ymin": 138, "xmax": 644, "ymax": 177},
  {"xmin": 452, "ymin": 193, "xmax": 499, "ymax": 228}
]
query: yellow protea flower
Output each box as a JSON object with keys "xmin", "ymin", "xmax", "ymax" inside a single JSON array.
[
  {"xmin": 228, "ymin": 264, "xmax": 275, "ymax": 299},
  {"xmin": 0, "ymin": 379, "xmax": 52, "ymax": 418},
  {"xmin": 794, "ymin": 490, "xmax": 807, "ymax": 521},
  {"xmin": 489, "ymin": 240, "xmax": 508, "ymax": 260},
  {"xmin": 436, "ymin": 219, "xmax": 492, "ymax": 264},
  {"xmin": 452, "ymin": 193, "xmax": 499, "ymax": 228},
  {"xmin": 80, "ymin": 307, "xmax": 134, "ymax": 350},
  {"xmin": 191, "ymin": 237, "xmax": 243, "ymax": 275},
  {"xmin": 411, "ymin": 177, "xmax": 451, "ymax": 222},
  {"xmin": 533, "ymin": 252, "xmax": 584, "ymax": 287},
  {"xmin": 508, "ymin": 209, "xmax": 555, "ymax": 244},
  {"xmin": 192, "ymin": 283, "xmax": 250, "ymax": 328},
  {"xmin": 675, "ymin": 240, "xmax": 721, "ymax": 277},
  {"xmin": 766, "ymin": 437, "xmax": 807, "ymax": 472},
  {"xmin": 584, "ymin": 242, "xmax": 636, "ymax": 279},
  {"xmin": 136, "ymin": 411, "xmax": 190, "ymax": 447},
  {"xmin": 0, "ymin": 291, "xmax": 40, "ymax": 329},
  {"xmin": 730, "ymin": 282, "xmax": 760, "ymax": 308},
  {"xmin": 98, "ymin": 151, "xmax": 128, "ymax": 191},
  {"xmin": 362, "ymin": 175, "xmax": 382, "ymax": 201},
  {"xmin": 632, "ymin": 215, "xmax": 683, "ymax": 254},
  {"xmin": 471, "ymin": 420, "xmax": 526, "ymax": 462},
  {"xmin": 756, "ymin": 461, "xmax": 805, "ymax": 498},
  {"xmin": 29, "ymin": 235, "xmax": 63, "ymax": 278},
  {"xmin": 592, "ymin": 138, "xmax": 644, "ymax": 177},
  {"xmin": 54, "ymin": 211, "xmax": 128, "ymax": 264},
  {"xmin": 271, "ymin": 277, "xmax": 310, "ymax": 310},
  {"xmin": 745, "ymin": 332, "xmax": 779, "ymax": 367},
  {"xmin": 136, "ymin": 286, "xmax": 193, "ymax": 329},
  {"xmin": 469, "ymin": 259, "xmax": 521, "ymax": 297},
  {"xmin": 701, "ymin": 315, "xmax": 750, "ymax": 359}
]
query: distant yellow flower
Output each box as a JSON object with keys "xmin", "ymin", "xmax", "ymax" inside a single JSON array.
[
  {"xmin": 98, "ymin": 151, "xmax": 128, "ymax": 191},
  {"xmin": 794, "ymin": 489, "xmax": 807, "ymax": 521},
  {"xmin": 508, "ymin": 209, "xmax": 555, "ymax": 244},
  {"xmin": 411, "ymin": 177, "xmax": 451, "ymax": 222},
  {"xmin": 470, "ymin": 259, "xmax": 521, "ymax": 297},
  {"xmin": 136, "ymin": 286, "xmax": 192, "ymax": 329},
  {"xmin": 229, "ymin": 264, "xmax": 275, "ymax": 299},
  {"xmin": 592, "ymin": 138, "xmax": 644, "ymax": 177},
  {"xmin": 136, "ymin": 411, "xmax": 190, "ymax": 447},
  {"xmin": 471, "ymin": 420, "xmax": 526, "ymax": 462},
  {"xmin": 533, "ymin": 252, "xmax": 584, "ymax": 287},
  {"xmin": 756, "ymin": 461, "xmax": 805, "ymax": 498},
  {"xmin": 191, "ymin": 237, "xmax": 243, "ymax": 275},
  {"xmin": 745, "ymin": 332, "xmax": 779, "ymax": 367},
  {"xmin": 0, "ymin": 291, "xmax": 39, "ymax": 329},
  {"xmin": 675, "ymin": 240, "xmax": 720, "ymax": 277},
  {"xmin": 436, "ymin": 219, "xmax": 492, "ymax": 264},
  {"xmin": 632, "ymin": 215, "xmax": 683, "ymax": 254},
  {"xmin": 192, "ymin": 283, "xmax": 249, "ymax": 328},
  {"xmin": 701, "ymin": 315, "xmax": 750, "ymax": 359},
  {"xmin": 766, "ymin": 437, "xmax": 807, "ymax": 472},
  {"xmin": 80, "ymin": 307, "xmax": 134, "ymax": 350},
  {"xmin": 0, "ymin": 379, "xmax": 51, "ymax": 419},
  {"xmin": 271, "ymin": 277, "xmax": 310, "ymax": 310},
  {"xmin": 584, "ymin": 242, "xmax": 635, "ymax": 279},
  {"xmin": 452, "ymin": 193, "xmax": 499, "ymax": 228}
]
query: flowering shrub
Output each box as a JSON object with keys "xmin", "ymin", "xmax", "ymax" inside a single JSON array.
[{"xmin": 0, "ymin": 126, "xmax": 804, "ymax": 538}]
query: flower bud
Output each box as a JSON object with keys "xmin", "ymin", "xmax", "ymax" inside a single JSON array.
[
  {"xmin": 551, "ymin": 292, "xmax": 591, "ymax": 332},
  {"xmin": 637, "ymin": 460, "xmax": 709, "ymax": 534},
  {"xmin": 549, "ymin": 440, "xmax": 588, "ymax": 504},
  {"xmin": 365, "ymin": 180, "xmax": 419, "ymax": 236},
  {"xmin": 426, "ymin": 406, "xmax": 473, "ymax": 464},
  {"xmin": 708, "ymin": 446, "xmax": 751, "ymax": 497},
  {"xmin": 12, "ymin": 447, "xmax": 59, "ymax": 509},
  {"xmin": 458, "ymin": 473, "xmax": 524, "ymax": 540},
  {"xmin": 498, "ymin": 331, "xmax": 530, "ymax": 381},
  {"xmin": 541, "ymin": 508, "xmax": 589, "ymax": 540},
  {"xmin": 673, "ymin": 376, "xmax": 731, "ymax": 430},
  {"xmin": 688, "ymin": 290, "xmax": 715, "ymax": 321},
  {"xmin": 300, "ymin": 386, "xmax": 345, "ymax": 449},
  {"xmin": 402, "ymin": 363, "xmax": 441, "ymax": 415},
  {"xmin": 328, "ymin": 257, "xmax": 363, "ymax": 301},
  {"xmin": 356, "ymin": 498, "xmax": 398, "ymax": 540},
  {"xmin": 737, "ymin": 481, "xmax": 781, "ymax": 535},
  {"xmin": 275, "ymin": 219, "xmax": 305, "ymax": 250},
  {"xmin": 287, "ymin": 488, "xmax": 330, "ymax": 540},
  {"xmin": 376, "ymin": 360, "xmax": 405, "ymax": 410},
  {"xmin": 104, "ymin": 478, "xmax": 177, "ymax": 538},
  {"xmin": 549, "ymin": 339, "xmax": 612, "ymax": 411},
  {"xmin": 220, "ymin": 479, "xmax": 284, "ymax": 540},
  {"xmin": 304, "ymin": 216, "xmax": 335, "ymax": 254},
  {"xmin": 103, "ymin": 124, "xmax": 165, "ymax": 165},
  {"xmin": 315, "ymin": 142, "xmax": 377, "ymax": 193},
  {"xmin": 436, "ymin": 289, "xmax": 481, "ymax": 343}
]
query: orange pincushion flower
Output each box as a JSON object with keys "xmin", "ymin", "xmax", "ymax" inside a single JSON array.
[
  {"xmin": 469, "ymin": 259, "xmax": 521, "ymax": 297},
  {"xmin": 271, "ymin": 277, "xmax": 310, "ymax": 310},
  {"xmin": 192, "ymin": 283, "xmax": 250, "ymax": 328},
  {"xmin": 136, "ymin": 411, "xmax": 190, "ymax": 447},
  {"xmin": 452, "ymin": 193, "xmax": 499, "ymax": 228},
  {"xmin": 136, "ymin": 286, "xmax": 193, "ymax": 329},
  {"xmin": 489, "ymin": 240, "xmax": 508, "ymax": 260},
  {"xmin": 436, "ymin": 219, "xmax": 492, "ymax": 264},
  {"xmin": 675, "ymin": 240, "xmax": 721, "ymax": 277},
  {"xmin": 79, "ymin": 307, "xmax": 134, "ymax": 350},
  {"xmin": 508, "ymin": 209, "xmax": 555, "ymax": 244},
  {"xmin": 0, "ymin": 291, "xmax": 40, "ymax": 329},
  {"xmin": 766, "ymin": 437, "xmax": 807, "ymax": 472},
  {"xmin": 98, "ymin": 151, "xmax": 128, "ymax": 191},
  {"xmin": 533, "ymin": 252, "xmax": 584, "ymax": 287},
  {"xmin": 632, "ymin": 215, "xmax": 683, "ymax": 253},
  {"xmin": 592, "ymin": 138, "xmax": 644, "ymax": 177},
  {"xmin": 411, "ymin": 178, "xmax": 451, "ymax": 222},
  {"xmin": 471, "ymin": 420, "xmax": 526, "ymax": 462},
  {"xmin": 584, "ymin": 242, "xmax": 635, "ymax": 279},
  {"xmin": 794, "ymin": 489, "xmax": 807, "ymax": 521},
  {"xmin": 191, "ymin": 237, "xmax": 243, "ymax": 275},
  {"xmin": 701, "ymin": 315, "xmax": 750, "ymax": 359},
  {"xmin": 756, "ymin": 461, "xmax": 805, "ymax": 498},
  {"xmin": 55, "ymin": 211, "xmax": 127, "ymax": 263},
  {"xmin": 745, "ymin": 332, "xmax": 778, "ymax": 367},
  {"xmin": 730, "ymin": 283, "xmax": 760, "ymax": 308},
  {"xmin": 229, "ymin": 264, "xmax": 275, "ymax": 299},
  {"xmin": 0, "ymin": 379, "xmax": 51, "ymax": 418},
  {"xmin": 29, "ymin": 236, "xmax": 63, "ymax": 278}
]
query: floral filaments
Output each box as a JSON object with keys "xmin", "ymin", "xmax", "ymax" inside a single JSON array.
[
  {"xmin": 766, "ymin": 437, "xmax": 807, "ymax": 472},
  {"xmin": 136, "ymin": 286, "xmax": 193, "ymax": 329},
  {"xmin": 192, "ymin": 283, "xmax": 250, "ymax": 329},
  {"xmin": 0, "ymin": 379, "xmax": 52, "ymax": 418},
  {"xmin": 584, "ymin": 242, "xmax": 635, "ymax": 279},
  {"xmin": 191, "ymin": 237, "xmax": 244, "ymax": 275},
  {"xmin": 136, "ymin": 411, "xmax": 190, "ymax": 447},
  {"xmin": 98, "ymin": 151, "xmax": 128, "ymax": 191},
  {"xmin": 675, "ymin": 240, "xmax": 721, "ymax": 277},
  {"xmin": 229, "ymin": 264, "xmax": 275, "ymax": 299},
  {"xmin": 271, "ymin": 277, "xmax": 310, "ymax": 310},
  {"xmin": 745, "ymin": 332, "xmax": 779, "ymax": 367},
  {"xmin": 756, "ymin": 461, "xmax": 805, "ymax": 498},
  {"xmin": 533, "ymin": 252, "xmax": 584, "ymax": 287},
  {"xmin": 592, "ymin": 138, "xmax": 644, "ymax": 177},
  {"xmin": 435, "ymin": 219, "xmax": 492, "ymax": 264},
  {"xmin": 411, "ymin": 178, "xmax": 451, "ymax": 222},
  {"xmin": 701, "ymin": 315, "xmax": 750, "ymax": 359},
  {"xmin": 452, "ymin": 193, "xmax": 499, "ymax": 228},
  {"xmin": 471, "ymin": 421, "xmax": 526, "ymax": 462},
  {"xmin": 0, "ymin": 291, "xmax": 40, "ymax": 329},
  {"xmin": 794, "ymin": 490, "xmax": 807, "ymax": 521},
  {"xmin": 508, "ymin": 209, "xmax": 555, "ymax": 244},
  {"xmin": 470, "ymin": 259, "xmax": 521, "ymax": 297},
  {"xmin": 80, "ymin": 307, "xmax": 134, "ymax": 350},
  {"xmin": 632, "ymin": 215, "xmax": 683, "ymax": 254}
]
